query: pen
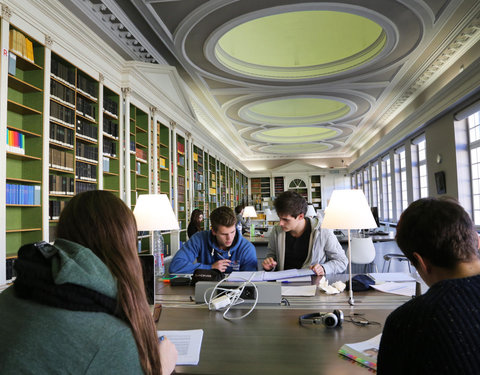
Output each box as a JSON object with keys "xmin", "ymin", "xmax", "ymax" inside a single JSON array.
[{"xmin": 159, "ymin": 335, "xmax": 165, "ymax": 341}]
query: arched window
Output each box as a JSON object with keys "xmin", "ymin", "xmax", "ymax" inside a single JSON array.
[{"xmin": 288, "ymin": 178, "xmax": 307, "ymax": 199}]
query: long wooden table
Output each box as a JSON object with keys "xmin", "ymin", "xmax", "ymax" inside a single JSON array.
[{"xmin": 156, "ymin": 276, "xmax": 416, "ymax": 374}]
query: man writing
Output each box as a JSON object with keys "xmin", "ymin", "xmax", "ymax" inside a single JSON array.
[
  {"xmin": 377, "ymin": 197, "xmax": 480, "ymax": 374},
  {"xmin": 169, "ymin": 206, "xmax": 257, "ymax": 274},
  {"xmin": 262, "ymin": 191, "xmax": 347, "ymax": 276}
]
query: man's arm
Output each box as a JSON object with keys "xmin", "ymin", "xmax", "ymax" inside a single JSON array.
[
  {"xmin": 263, "ymin": 231, "xmax": 279, "ymax": 271},
  {"xmin": 168, "ymin": 235, "xmax": 211, "ymax": 274},
  {"xmin": 238, "ymin": 240, "xmax": 258, "ymax": 271},
  {"xmin": 318, "ymin": 229, "xmax": 348, "ymax": 274}
]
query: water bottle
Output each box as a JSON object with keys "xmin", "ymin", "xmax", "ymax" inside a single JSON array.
[{"xmin": 153, "ymin": 231, "xmax": 165, "ymax": 277}]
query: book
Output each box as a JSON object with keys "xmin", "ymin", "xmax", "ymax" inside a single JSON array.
[
  {"xmin": 157, "ymin": 329, "xmax": 203, "ymax": 365},
  {"xmin": 338, "ymin": 333, "xmax": 381, "ymax": 371}
]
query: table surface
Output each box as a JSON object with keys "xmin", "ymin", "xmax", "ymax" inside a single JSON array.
[{"xmin": 156, "ymin": 275, "xmax": 416, "ymax": 374}]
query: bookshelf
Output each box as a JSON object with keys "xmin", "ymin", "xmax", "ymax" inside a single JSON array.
[
  {"xmin": 206, "ymin": 153, "xmax": 217, "ymax": 228},
  {"xmin": 176, "ymin": 134, "xmax": 187, "ymax": 242},
  {"xmin": 274, "ymin": 176, "xmax": 285, "ymax": 196},
  {"xmin": 48, "ymin": 52, "xmax": 100, "ymax": 242},
  {"xmin": 228, "ymin": 167, "xmax": 235, "ymax": 208},
  {"xmin": 193, "ymin": 144, "xmax": 205, "ymax": 229},
  {"xmin": 157, "ymin": 121, "xmax": 171, "ymax": 255},
  {"xmin": 6, "ymin": 27, "xmax": 44, "ymax": 266},
  {"xmin": 128, "ymin": 105, "xmax": 149, "ymax": 209},
  {"xmin": 219, "ymin": 162, "xmax": 226, "ymax": 206},
  {"xmin": 101, "ymin": 86, "xmax": 120, "ymax": 197},
  {"xmin": 310, "ymin": 175, "xmax": 322, "ymax": 209}
]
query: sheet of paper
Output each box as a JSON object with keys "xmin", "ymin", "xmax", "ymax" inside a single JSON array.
[
  {"xmin": 343, "ymin": 333, "xmax": 382, "ymax": 359},
  {"xmin": 276, "ymin": 275, "xmax": 312, "ymax": 283},
  {"xmin": 368, "ymin": 272, "xmax": 416, "ymax": 282},
  {"xmin": 226, "ymin": 271, "xmax": 265, "ymax": 282},
  {"xmin": 281, "ymin": 285, "xmax": 317, "ymax": 296},
  {"xmin": 157, "ymin": 330, "xmax": 203, "ymax": 365},
  {"xmin": 263, "ymin": 268, "xmax": 314, "ymax": 281},
  {"xmin": 371, "ymin": 282, "xmax": 416, "ymax": 296}
]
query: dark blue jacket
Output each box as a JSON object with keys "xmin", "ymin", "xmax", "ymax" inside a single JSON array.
[{"xmin": 169, "ymin": 229, "xmax": 257, "ymax": 274}]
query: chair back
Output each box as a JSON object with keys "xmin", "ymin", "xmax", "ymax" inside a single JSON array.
[{"xmin": 350, "ymin": 237, "xmax": 376, "ymax": 264}]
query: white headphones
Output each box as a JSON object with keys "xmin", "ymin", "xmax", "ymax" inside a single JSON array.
[{"xmin": 299, "ymin": 310, "xmax": 344, "ymax": 328}]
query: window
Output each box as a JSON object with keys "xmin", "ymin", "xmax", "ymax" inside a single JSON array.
[
  {"xmin": 381, "ymin": 156, "xmax": 393, "ymax": 221},
  {"xmin": 411, "ymin": 134, "xmax": 428, "ymax": 200},
  {"xmin": 363, "ymin": 168, "xmax": 370, "ymax": 204},
  {"xmin": 371, "ymin": 162, "xmax": 380, "ymax": 208},
  {"xmin": 396, "ymin": 147, "xmax": 408, "ymax": 216},
  {"xmin": 468, "ymin": 111, "xmax": 480, "ymax": 225}
]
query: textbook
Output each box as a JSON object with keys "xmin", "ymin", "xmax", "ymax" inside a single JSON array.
[{"xmin": 338, "ymin": 333, "xmax": 381, "ymax": 371}]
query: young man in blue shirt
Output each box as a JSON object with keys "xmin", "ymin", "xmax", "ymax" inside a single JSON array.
[{"xmin": 169, "ymin": 206, "xmax": 258, "ymax": 274}]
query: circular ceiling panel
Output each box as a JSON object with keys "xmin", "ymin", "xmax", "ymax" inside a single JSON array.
[
  {"xmin": 251, "ymin": 126, "xmax": 339, "ymax": 143},
  {"xmin": 259, "ymin": 143, "xmax": 332, "ymax": 154},
  {"xmin": 215, "ymin": 10, "xmax": 385, "ymax": 80},
  {"xmin": 240, "ymin": 96, "xmax": 350, "ymax": 125}
]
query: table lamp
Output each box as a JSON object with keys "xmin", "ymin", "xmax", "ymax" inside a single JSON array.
[
  {"xmin": 242, "ymin": 205, "xmax": 257, "ymax": 237},
  {"xmin": 321, "ymin": 189, "xmax": 377, "ymax": 305},
  {"xmin": 306, "ymin": 204, "xmax": 317, "ymax": 218},
  {"xmin": 265, "ymin": 208, "xmax": 280, "ymax": 222},
  {"xmin": 133, "ymin": 194, "xmax": 179, "ymax": 277}
]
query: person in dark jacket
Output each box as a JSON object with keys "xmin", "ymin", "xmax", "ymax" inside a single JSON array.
[
  {"xmin": 170, "ymin": 206, "xmax": 257, "ymax": 274},
  {"xmin": 187, "ymin": 209, "xmax": 204, "ymax": 238},
  {"xmin": 377, "ymin": 197, "xmax": 480, "ymax": 375},
  {"xmin": 0, "ymin": 190, "xmax": 177, "ymax": 375}
]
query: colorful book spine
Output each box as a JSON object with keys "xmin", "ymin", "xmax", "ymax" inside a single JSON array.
[
  {"xmin": 6, "ymin": 184, "xmax": 41, "ymax": 205},
  {"xmin": 6, "ymin": 129, "xmax": 25, "ymax": 155}
]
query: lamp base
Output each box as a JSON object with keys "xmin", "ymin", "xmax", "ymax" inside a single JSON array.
[{"xmin": 348, "ymin": 296, "xmax": 355, "ymax": 306}]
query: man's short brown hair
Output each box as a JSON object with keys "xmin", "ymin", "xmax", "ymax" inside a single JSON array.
[
  {"xmin": 274, "ymin": 191, "xmax": 308, "ymax": 218},
  {"xmin": 210, "ymin": 206, "xmax": 237, "ymax": 231}
]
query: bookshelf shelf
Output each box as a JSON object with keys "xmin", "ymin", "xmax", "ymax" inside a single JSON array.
[
  {"xmin": 7, "ymin": 100, "xmax": 42, "ymax": 115},
  {"xmin": 8, "ymin": 74, "xmax": 43, "ymax": 93},
  {"xmin": 6, "ymin": 228, "xmax": 42, "ymax": 233}
]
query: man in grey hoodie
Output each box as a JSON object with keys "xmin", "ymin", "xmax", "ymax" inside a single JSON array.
[{"xmin": 262, "ymin": 191, "xmax": 347, "ymax": 276}]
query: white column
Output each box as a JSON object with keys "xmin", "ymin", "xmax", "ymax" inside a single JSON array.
[
  {"xmin": 97, "ymin": 73, "xmax": 104, "ymax": 189},
  {"xmin": 121, "ymin": 87, "xmax": 131, "ymax": 205},
  {"xmin": 42, "ymin": 35, "xmax": 52, "ymax": 242}
]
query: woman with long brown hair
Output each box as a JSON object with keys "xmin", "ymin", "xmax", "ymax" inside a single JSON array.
[
  {"xmin": 187, "ymin": 209, "xmax": 204, "ymax": 238},
  {"xmin": 0, "ymin": 190, "xmax": 177, "ymax": 374}
]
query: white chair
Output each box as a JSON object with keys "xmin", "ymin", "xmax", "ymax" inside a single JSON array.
[{"xmin": 350, "ymin": 237, "xmax": 377, "ymax": 273}]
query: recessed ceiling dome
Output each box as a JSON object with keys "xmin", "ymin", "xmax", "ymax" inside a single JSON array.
[
  {"xmin": 215, "ymin": 10, "xmax": 386, "ymax": 79},
  {"xmin": 252, "ymin": 126, "xmax": 339, "ymax": 143},
  {"xmin": 240, "ymin": 97, "xmax": 351, "ymax": 125},
  {"xmin": 260, "ymin": 143, "xmax": 332, "ymax": 154}
]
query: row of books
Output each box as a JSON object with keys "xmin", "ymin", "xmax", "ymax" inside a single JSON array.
[
  {"xmin": 177, "ymin": 141, "xmax": 185, "ymax": 154},
  {"xmin": 103, "ymin": 117, "xmax": 118, "ymax": 138},
  {"xmin": 76, "ymin": 161, "xmax": 97, "ymax": 181},
  {"xmin": 136, "ymin": 161, "xmax": 142, "ymax": 175},
  {"xmin": 50, "ymin": 148, "xmax": 74, "ymax": 171},
  {"xmin": 50, "ymin": 122, "xmax": 74, "ymax": 147},
  {"xmin": 9, "ymin": 29, "xmax": 34, "ymax": 63},
  {"xmin": 195, "ymin": 192, "xmax": 205, "ymax": 200},
  {"xmin": 159, "ymin": 157, "xmax": 167, "ymax": 169},
  {"xmin": 76, "ymin": 118, "xmax": 98, "ymax": 141},
  {"xmin": 178, "ymin": 175, "xmax": 185, "ymax": 186},
  {"xmin": 194, "ymin": 171, "xmax": 204, "ymax": 183},
  {"xmin": 130, "ymin": 140, "xmax": 136, "ymax": 152},
  {"xmin": 77, "ymin": 96, "xmax": 96, "ymax": 120},
  {"xmin": 76, "ymin": 142, "xmax": 98, "ymax": 162},
  {"xmin": 6, "ymin": 184, "xmax": 41, "ymax": 205},
  {"xmin": 51, "ymin": 101, "xmax": 75, "ymax": 127},
  {"xmin": 49, "ymin": 175, "xmax": 74, "ymax": 195},
  {"xmin": 51, "ymin": 58, "xmax": 75, "ymax": 86},
  {"xmin": 103, "ymin": 139, "xmax": 117, "ymax": 157},
  {"xmin": 76, "ymin": 181, "xmax": 97, "ymax": 194},
  {"xmin": 104, "ymin": 97, "xmax": 118, "ymax": 116},
  {"xmin": 49, "ymin": 200, "xmax": 67, "ymax": 220},
  {"xmin": 178, "ymin": 154, "xmax": 185, "ymax": 167},
  {"xmin": 194, "ymin": 182, "xmax": 203, "ymax": 191},
  {"xmin": 103, "ymin": 157, "xmax": 111, "ymax": 173},
  {"xmin": 51, "ymin": 79, "xmax": 75, "ymax": 107},
  {"xmin": 6, "ymin": 129, "xmax": 25, "ymax": 155},
  {"xmin": 136, "ymin": 148, "xmax": 147, "ymax": 161},
  {"xmin": 77, "ymin": 74, "xmax": 97, "ymax": 99}
]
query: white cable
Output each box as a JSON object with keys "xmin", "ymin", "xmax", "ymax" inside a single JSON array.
[{"xmin": 205, "ymin": 274, "xmax": 259, "ymax": 320}]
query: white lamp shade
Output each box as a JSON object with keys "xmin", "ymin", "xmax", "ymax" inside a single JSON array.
[
  {"xmin": 306, "ymin": 204, "xmax": 317, "ymax": 218},
  {"xmin": 266, "ymin": 209, "xmax": 280, "ymax": 222},
  {"xmin": 322, "ymin": 189, "xmax": 377, "ymax": 230},
  {"xmin": 243, "ymin": 206, "xmax": 257, "ymax": 218},
  {"xmin": 133, "ymin": 194, "xmax": 180, "ymax": 231}
]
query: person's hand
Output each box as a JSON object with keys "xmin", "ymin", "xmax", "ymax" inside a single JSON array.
[
  {"xmin": 212, "ymin": 259, "xmax": 231, "ymax": 272},
  {"xmin": 262, "ymin": 257, "xmax": 277, "ymax": 271},
  {"xmin": 310, "ymin": 264, "xmax": 325, "ymax": 276},
  {"xmin": 159, "ymin": 336, "xmax": 178, "ymax": 375}
]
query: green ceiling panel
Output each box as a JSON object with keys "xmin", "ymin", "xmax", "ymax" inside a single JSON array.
[
  {"xmin": 253, "ymin": 126, "xmax": 338, "ymax": 143},
  {"xmin": 216, "ymin": 10, "xmax": 385, "ymax": 79},
  {"xmin": 261, "ymin": 143, "xmax": 331, "ymax": 154}
]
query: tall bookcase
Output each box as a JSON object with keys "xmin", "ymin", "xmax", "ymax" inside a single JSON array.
[
  {"xmin": 156, "ymin": 121, "xmax": 171, "ymax": 255},
  {"xmin": 101, "ymin": 86, "xmax": 120, "ymax": 197},
  {"xmin": 310, "ymin": 175, "xmax": 322, "ymax": 209},
  {"xmin": 6, "ymin": 27, "xmax": 44, "ymax": 263},
  {"xmin": 193, "ymin": 144, "xmax": 205, "ymax": 229},
  {"xmin": 128, "ymin": 104, "xmax": 149, "ymax": 209},
  {"xmin": 228, "ymin": 167, "xmax": 235, "ymax": 208},
  {"xmin": 49, "ymin": 52, "xmax": 99, "ymax": 242},
  {"xmin": 206, "ymin": 154, "xmax": 217, "ymax": 228},
  {"xmin": 219, "ymin": 162, "xmax": 226, "ymax": 206},
  {"xmin": 176, "ymin": 134, "xmax": 187, "ymax": 242},
  {"xmin": 274, "ymin": 176, "xmax": 285, "ymax": 196}
]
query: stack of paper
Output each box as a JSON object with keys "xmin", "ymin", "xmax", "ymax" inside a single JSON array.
[{"xmin": 157, "ymin": 330, "xmax": 203, "ymax": 365}]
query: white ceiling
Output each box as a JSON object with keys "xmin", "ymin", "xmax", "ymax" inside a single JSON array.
[{"xmin": 62, "ymin": 0, "xmax": 480, "ymax": 172}]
